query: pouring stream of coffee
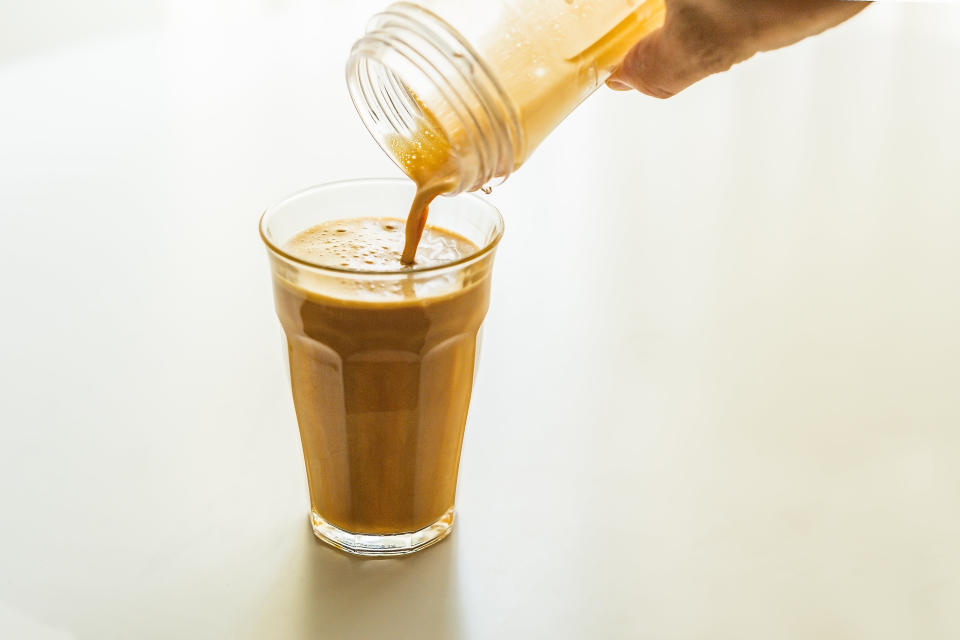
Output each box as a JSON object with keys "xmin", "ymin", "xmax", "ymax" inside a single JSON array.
[{"xmin": 387, "ymin": 99, "xmax": 459, "ymax": 265}]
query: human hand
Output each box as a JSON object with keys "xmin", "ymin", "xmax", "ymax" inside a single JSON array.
[{"xmin": 608, "ymin": 0, "xmax": 870, "ymax": 98}]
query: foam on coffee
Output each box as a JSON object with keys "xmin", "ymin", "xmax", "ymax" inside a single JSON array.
[{"xmin": 284, "ymin": 217, "xmax": 477, "ymax": 271}]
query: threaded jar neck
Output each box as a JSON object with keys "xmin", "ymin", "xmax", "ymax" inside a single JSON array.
[{"xmin": 346, "ymin": 3, "xmax": 524, "ymax": 194}]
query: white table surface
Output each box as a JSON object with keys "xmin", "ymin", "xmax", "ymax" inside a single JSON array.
[{"xmin": 2, "ymin": 2, "xmax": 959, "ymax": 638}]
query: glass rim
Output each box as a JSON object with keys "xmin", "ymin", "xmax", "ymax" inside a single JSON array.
[{"xmin": 259, "ymin": 178, "xmax": 504, "ymax": 276}]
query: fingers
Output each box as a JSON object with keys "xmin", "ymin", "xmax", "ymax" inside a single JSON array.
[
  {"xmin": 606, "ymin": 78, "xmax": 633, "ymax": 92},
  {"xmin": 607, "ymin": 37, "xmax": 680, "ymax": 98},
  {"xmin": 607, "ymin": 0, "xmax": 872, "ymax": 99},
  {"xmin": 608, "ymin": 4, "xmax": 746, "ymax": 99}
]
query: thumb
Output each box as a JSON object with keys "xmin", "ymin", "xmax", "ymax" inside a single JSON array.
[
  {"xmin": 607, "ymin": 10, "xmax": 742, "ymax": 99},
  {"xmin": 607, "ymin": 30, "xmax": 681, "ymax": 98}
]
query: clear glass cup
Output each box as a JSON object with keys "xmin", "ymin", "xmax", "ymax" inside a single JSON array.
[{"xmin": 260, "ymin": 179, "xmax": 503, "ymax": 556}]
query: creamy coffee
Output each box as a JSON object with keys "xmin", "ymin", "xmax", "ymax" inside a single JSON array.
[
  {"xmin": 284, "ymin": 217, "xmax": 471, "ymax": 271},
  {"xmin": 387, "ymin": 99, "xmax": 460, "ymax": 265},
  {"xmin": 273, "ymin": 217, "xmax": 489, "ymax": 534}
]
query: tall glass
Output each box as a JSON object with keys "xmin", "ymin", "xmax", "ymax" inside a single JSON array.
[{"xmin": 260, "ymin": 179, "xmax": 503, "ymax": 556}]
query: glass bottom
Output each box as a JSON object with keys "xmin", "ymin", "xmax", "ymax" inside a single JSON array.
[{"xmin": 310, "ymin": 508, "xmax": 455, "ymax": 556}]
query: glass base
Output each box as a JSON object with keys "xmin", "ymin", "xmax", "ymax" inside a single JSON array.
[{"xmin": 310, "ymin": 508, "xmax": 455, "ymax": 557}]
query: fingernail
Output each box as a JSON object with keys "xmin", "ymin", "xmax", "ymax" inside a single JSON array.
[{"xmin": 606, "ymin": 78, "xmax": 632, "ymax": 91}]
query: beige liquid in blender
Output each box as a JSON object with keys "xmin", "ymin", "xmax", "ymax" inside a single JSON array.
[{"xmin": 392, "ymin": 0, "xmax": 665, "ymax": 264}]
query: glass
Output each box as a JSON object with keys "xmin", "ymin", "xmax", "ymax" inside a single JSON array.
[
  {"xmin": 346, "ymin": 0, "xmax": 665, "ymax": 193},
  {"xmin": 260, "ymin": 179, "xmax": 503, "ymax": 556}
]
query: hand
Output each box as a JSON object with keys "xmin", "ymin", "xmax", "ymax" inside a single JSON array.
[{"xmin": 608, "ymin": 0, "xmax": 870, "ymax": 98}]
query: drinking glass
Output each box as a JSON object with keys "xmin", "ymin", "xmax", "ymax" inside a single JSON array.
[{"xmin": 260, "ymin": 179, "xmax": 503, "ymax": 555}]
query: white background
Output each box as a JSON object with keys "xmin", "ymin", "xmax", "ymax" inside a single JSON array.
[{"xmin": 1, "ymin": 1, "xmax": 959, "ymax": 638}]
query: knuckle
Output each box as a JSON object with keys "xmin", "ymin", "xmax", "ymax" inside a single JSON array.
[{"xmin": 667, "ymin": 2, "xmax": 744, "ymax": 74}]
